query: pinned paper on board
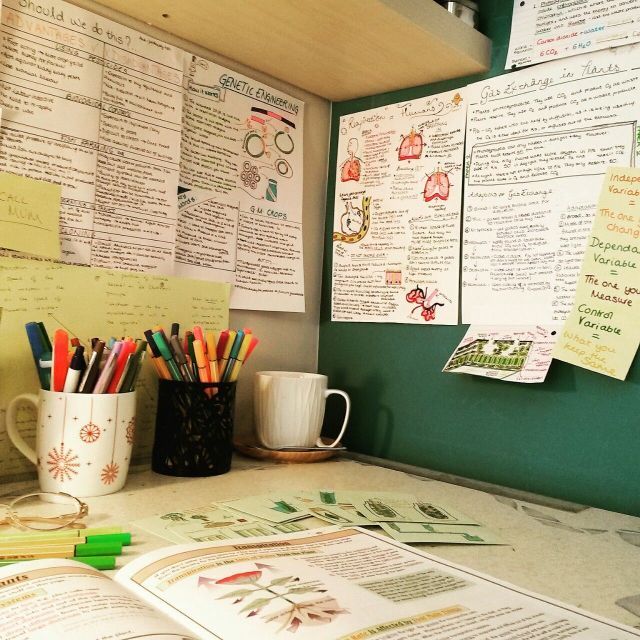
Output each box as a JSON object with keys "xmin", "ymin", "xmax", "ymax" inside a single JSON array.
[
  {"xmin": 0, "ymin": 172, "xmax": 61, "ymax": 259},
  {"xmin": 552, "ymin": 167, "xmax": 640, "ymax": 380},
  {"xmin": 506, "ymin": 0, "xmax": 640, "ymax": 69},
  {"xmin": 443, "ymin": 326, "xmax": 559, "ymax": 383}
]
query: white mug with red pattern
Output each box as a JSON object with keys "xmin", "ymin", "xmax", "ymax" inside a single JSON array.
[{"xmin": 6, "ymin": 390, "xmax": 136, "ymax": 497}]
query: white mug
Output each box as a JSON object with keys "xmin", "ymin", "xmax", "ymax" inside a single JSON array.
[
  {"xmin": 5, "ymin": 390, "xmax": 136, "ymax": 497},
  {"xmin": 254, "ymin": 371, "xmax": 350, "ymax": 449}
]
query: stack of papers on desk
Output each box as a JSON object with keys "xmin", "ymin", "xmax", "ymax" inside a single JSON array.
[{"xmin": 133, "ymin": 491, "xmax": 503, "ymax": 545}]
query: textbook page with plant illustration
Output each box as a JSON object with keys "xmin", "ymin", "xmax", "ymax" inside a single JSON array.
[
  {"xmin": 1, "ymin": 528, "xmax": 639, "ymax": 640},
  {"xmin": 114, "ymin": 527, "xmax": 639, "ymax": 640}
]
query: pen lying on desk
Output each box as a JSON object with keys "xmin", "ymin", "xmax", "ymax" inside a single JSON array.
[
  {"xmin": 0, "ymin": 555, "xmax": 116, "ymax": 570},
  {"xmin": 0, "ymin": 531, "xmax": 131, "ymax": 547},
  {"xmin": 0, "ymin": 540, "xmax": 122, "ymax": 560}
]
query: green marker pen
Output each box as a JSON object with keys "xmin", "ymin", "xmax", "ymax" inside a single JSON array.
[{"xmin": 153, "ymin": 330, "xmax": 183, "ymax": 381}]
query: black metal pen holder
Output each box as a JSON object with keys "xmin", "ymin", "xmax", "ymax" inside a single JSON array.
[{"xmin": 152, "ymin": 379, "xmax": 236, "ymax": 477}]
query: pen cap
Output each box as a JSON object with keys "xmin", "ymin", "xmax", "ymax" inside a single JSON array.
[
  {"xmin": 152, "ymin": 379, "xmax": 237, "ymax": 477},
  {"xmin": 74, "ymin": 541, "xmax": 123, "ymax": 556}
]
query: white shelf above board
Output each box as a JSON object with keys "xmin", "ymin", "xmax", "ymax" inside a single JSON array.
[{"xmin": 92, "ymin": 0, "xmax": 492, "ymax": 101}]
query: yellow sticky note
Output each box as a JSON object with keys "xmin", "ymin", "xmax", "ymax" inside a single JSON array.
[
  {"xmin": 553, "ymin": 166, "xmax": 640, "ymax": 380},
  {"xmin": 0, "ymin": 172, "xmax": 61, "ymax": 259}
]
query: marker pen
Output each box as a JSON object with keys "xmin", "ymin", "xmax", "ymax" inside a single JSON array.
[{"xmin": 63, "ymin": 345, "xmax": 86, "ymax": 393}]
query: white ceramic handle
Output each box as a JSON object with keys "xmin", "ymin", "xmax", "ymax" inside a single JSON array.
[
  {"xmin": 317, "ymin": 389, "xmax": 350, "ymax": 448},
  {"xmin": 5, "ymin": 394, "xmax": 39, "ymax": 465}
]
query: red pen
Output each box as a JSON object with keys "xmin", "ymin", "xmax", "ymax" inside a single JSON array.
[
  {"xmin": 216, "ymin": 330, "xmax": 230, "ymax": 362},
  {"xmin": 107, "ymin": 340, "xmax": 136, "ymax": 394},
  {"xmin": 52, "ymin": 329, "xmax": 69, "ymax": 392}
]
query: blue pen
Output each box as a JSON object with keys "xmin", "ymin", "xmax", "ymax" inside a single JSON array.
[
  {"xmin": 222, "ymin": 330, "xmax": 244, "ymax": 381},
  {"xmin": 25, "ymin": 322, "xmax": 51, "ymax": 389}
]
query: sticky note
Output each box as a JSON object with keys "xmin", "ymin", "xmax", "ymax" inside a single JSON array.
[
  {"xmin": 0, "ymin": 172, "xmax": 61, "ymax": 259},
  {"xmin": 553, "ymin": 166, "xmax": 640, "ymax": 379}
]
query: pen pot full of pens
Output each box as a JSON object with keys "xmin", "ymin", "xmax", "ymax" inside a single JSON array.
[{"xmin": 151, "ymin": 380, "xmax": 237, "ymax": 477}]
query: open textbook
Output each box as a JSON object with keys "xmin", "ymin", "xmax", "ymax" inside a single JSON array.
[{"xmin": 0, "ymin": 527, "xmax": 637, "ymax": 640}]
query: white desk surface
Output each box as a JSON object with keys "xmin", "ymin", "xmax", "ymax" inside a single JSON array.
[{"xmin": 3, "ymin": 455, "xmax": 640, "ymax": 630}]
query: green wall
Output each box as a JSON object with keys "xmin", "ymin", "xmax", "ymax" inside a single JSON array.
[{"xmin": 318, "ymin": 1, "xmax": 640, "ymax": 516}]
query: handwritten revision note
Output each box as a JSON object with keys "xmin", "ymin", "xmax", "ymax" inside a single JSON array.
[
  {"xmin": 463, "ymin": 46, "xmax": 640, "ymax": 325},
  {"xmin": 331, "ymin": 89, "xmax": 466, "ymax": 324},
  {"xmin": 553, "ymin": 168, "xmax": 640, "ymax": 380},
  {"xmin": 0, "ymin": 173, "xmax": 61, "ymax": 259},
  {"xmin": 506, "ymin": 0, "xmax": 640, "ymax": 69},
  {"xmin": 178, "ymin": 56, "xmax": 305, "ymax": 312},
  {"xmin": 0, "ymin": 0, "xmax": 184, "ymax": 273},
  {"xmin": 0, "ymin": 256, "xmax": 229, "ymax": 479}
]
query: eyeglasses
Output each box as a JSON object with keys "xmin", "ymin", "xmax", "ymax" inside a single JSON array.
[{"xmin": 0, "ymin": 492, "xmax": 89, "ymax": 531}]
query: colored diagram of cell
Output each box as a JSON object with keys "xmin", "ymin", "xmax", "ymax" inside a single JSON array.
[
  {"xmin": 398, "ymin": 127, "xmax": 423, "ymax": 161},
  {"xmin": 241, "ymin": 161, "xmax": 261, "ymax": 189},
  {"xmin": 340, "ymin": 138, "xmax": 362, "ymax": 182},
  {"xmin": 241, "ymin": 107, "xmax": 294, "ymax": 166},
  {"xmin": 424, "ymin": 167, "xmax": 451, "ymax": 202},
  {"xmin": 406, "ymin": 285, "xmax": 445, "ymax": 322},
  {"xmin": 333, "ymin": 196, "xmax": 371, "ymax": 243}
]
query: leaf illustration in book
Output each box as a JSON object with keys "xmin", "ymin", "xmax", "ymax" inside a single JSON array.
[{"xmin": 199, "ymin": 563, "xmax": 349, "ymax": 633}]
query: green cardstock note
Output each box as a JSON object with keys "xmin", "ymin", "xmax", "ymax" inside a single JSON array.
[{"xmin": 0, "ymin": 172, "xmax": 61, "ymax": 259}]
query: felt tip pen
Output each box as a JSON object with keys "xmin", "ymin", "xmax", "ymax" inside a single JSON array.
[
  {"xmin": 107, "ymin": 340, "xmax": 136, "ymax": 394},
  {"xmin": 52, "ymin": 329, "xmax": 70, "ymax": 392},
  {"xmin": 119, "ymin": 340, "xmax": 147, "ymax": 392},
  {"xmin": 216, "ymin": 329, "xmax": 230, "ymax": 362},
  {"xmin": 228, "ymin": 335, "xmax": 257, "ymax": 382},
  {"xmin": 205, "ymin": 331, "xmax": 220, "ymax": 383},
  {"xmin": 92, "ymin": 341, "xmax": 122, "ymax": 394},
  {"xmin": 63, "ymin": 345, "xmax": 86, "ymax": 393},
  {"xmin": 224, "ymin": 331, "xmax": 245, "ymax": 381},
  {"xmin": 25, "ymin": 321, "xmax": 51, "ymax": 389},
  {"xmin": 218, "ymin": 330, "xmax": 236, "ymax": 379},
  {"xmin": 144, "ymin": 330, "xmax": 172, "ymax": 380},
  {"xmin": 193, "ymin": 339, "xmax": 211, "ymax": 383},
  {"xmin": 0, "ymin": 555, "xmax": 116, "ymax": 571},
  {"xmin": 78, "ymin": 340, "xmax": 105, "ymax": 393},
  {"xmin": 0, "ymin": 532, "xmax": 131, "ymax": 549},
  {"xmin": 169, "ymin": 335, "xmax": 194, "ymax": 382},
  {"xmin": 153, "ymin": 331, "xmax": 183, "ymax": 381},
  {"xmin": 0, "ymin": 540, "xmax": 122, "ymax": 560},
  {"xmin": 193, "ymin": 326, "xmax": 210, "ymax": 380},
  {"xmin": 186, "ymin": 333, "xmax": 197, "ymax": 380},
  {"xmin": 0, "ymin": 526, "xmax": 124, "ymax": 544}
]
